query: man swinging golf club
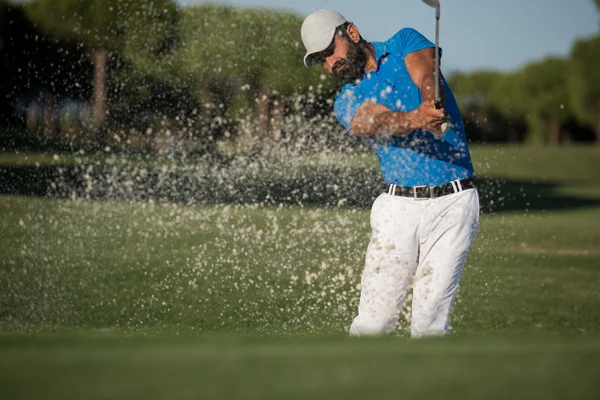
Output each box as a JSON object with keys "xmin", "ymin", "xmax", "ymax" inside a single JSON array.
[{"xmin": 300, "ymin": 6, "xmax": 479, "ymax": 337}]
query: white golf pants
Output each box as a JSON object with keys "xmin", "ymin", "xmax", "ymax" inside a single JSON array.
[{"xmin": 349, "ymin": 187, "xmax": 480, "ymax": 338}]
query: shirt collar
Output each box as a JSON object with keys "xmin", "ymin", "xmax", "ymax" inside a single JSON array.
[
  {"xmin": 352, "ymin": 42, "xmax": 390, "ymax": 82},
  {"xmin": 371, "ymin": 41, "xmax": 391, "ymax": 70},
  {"xmin": 372, "ymin": 41, "xmax": 387, "ymax": 60}
]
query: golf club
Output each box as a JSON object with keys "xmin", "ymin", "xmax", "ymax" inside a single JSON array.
[{"xmin": 422, "ymin": 0, "xmax": 449, "ymax": 137}]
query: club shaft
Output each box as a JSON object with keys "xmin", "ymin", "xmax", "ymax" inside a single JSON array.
[{"xmin": 434, "ymin": 10, "xmax": 440, "ymax": 106}]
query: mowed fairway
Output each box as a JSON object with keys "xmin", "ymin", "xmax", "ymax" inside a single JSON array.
[{"xmin": 1, "ymin": 146, "xmax": 599, "ymax": 399}]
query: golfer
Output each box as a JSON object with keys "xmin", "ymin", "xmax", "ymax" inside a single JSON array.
[{"xmin": 301, "ymin": 10, "xmax": 479, "ymax": 337}]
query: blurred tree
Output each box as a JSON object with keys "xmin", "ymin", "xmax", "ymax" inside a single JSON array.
[
  {"xmin": 449, "ymin": 71, "xmax": 489, "ymax": 141},
  {"xmin": 169, "ymin": 5, "xmax": 331, "ymax": 155},
  {"xmin": 0, "ymin": 2, "xmax": 5, "ymax": 53},
  {"xmin": 519, "ymin": 58, "xmax": 572, "ymax": 144},
  {"xmin": 569, "ymin": 36, "xmax": 600, "ymax": 143},
  {"xmin": 486, "ymin": 72, "xmax": 529, "ymax": 142},
  {"xmin": 1, "ymin": 1, "xmax": 93, "ymax": 146},
  {"xmin": 24, "ymin": 0, "xmax": 179, "ymax": 144},
  {"xmin": 449, "ymin": 35, "xmax": 600, "ymax": 145},
  {"xmin": 449, "ymin": 71, "xmax": 501, "ymax": 110},
  {"xmin": 449, "ymin": 71, "xmax": 510, "ymax": 142},
  {"xmin": 175, "ymin": 6, "xmax": 327, "ymax": 102}
]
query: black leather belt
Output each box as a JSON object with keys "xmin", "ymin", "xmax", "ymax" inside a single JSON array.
[{"xmin": 384, "ymin": 177, "xmax": 477, "ymax": 199}]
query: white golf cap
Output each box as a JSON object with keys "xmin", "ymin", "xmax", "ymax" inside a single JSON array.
[{"xmin": 301, "ymin": 9, "xmax": 348, "ymax": 67}]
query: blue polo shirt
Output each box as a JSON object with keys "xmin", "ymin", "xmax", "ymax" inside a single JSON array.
[{"xmin": 333, "ymin": 28, "xmax": 474, "ymax": 187}]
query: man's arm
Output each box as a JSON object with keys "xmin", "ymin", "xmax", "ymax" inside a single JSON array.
[
  {"xmin": 350, "ymin": 100, "xmax": 445, "ymax": 137},
  {"xmin": 349, "ymin": 47, "xmax": 447, "ymax": 137},
  {"xmin": 405, "ymin": 47, "xmax": 445, "ymax": 106}
]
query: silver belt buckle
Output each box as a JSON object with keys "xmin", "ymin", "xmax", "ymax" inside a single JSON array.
[{"xmin": 412, "ymin": 185, "xmax": 431, "ymax": 200}]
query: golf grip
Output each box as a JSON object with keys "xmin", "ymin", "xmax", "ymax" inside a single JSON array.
[{"xmin": 434, "ymin": 99, "xmax": 449, "ymax": 136}]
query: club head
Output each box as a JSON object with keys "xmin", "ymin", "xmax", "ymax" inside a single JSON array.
[{"xmin": 422, "ymin": 0, "xmax": 440, "ymax": 9}]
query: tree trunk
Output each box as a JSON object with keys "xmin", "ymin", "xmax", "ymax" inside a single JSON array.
[
  {"xmin": 548, "ymin": 120, "xmax": 560, "ymax": 145},
  {"xmin": 255, "ymin": 86, "xmax": 272, "ymax": 156},
  {"xmin": 92, "ymin": 48, "xmax": 108, "ymax": 145},
  {"xmin": 256, "ymin": 87, "xmax": 271, "ymax": 134},
  {"xmin": 43, "ymin": 93, "xmax": 56, "ymax": 139},
  {"xmin": 596, "ymin": 105, "xmax": 600, "ymax": 145},
  {"xmin": 201, "ymin": 91, "xmax": 218, "ymax": 155},
  {"xmin": 525, "ymin": 115, "xmax": 544, "ymax": 145},
  {"xmin": 270, "ymin": 93, "xmax": 284, "ymax": 155},
  {"xmin": 26, "ymin": 101, "xmax": 39, "ymax": 134}
]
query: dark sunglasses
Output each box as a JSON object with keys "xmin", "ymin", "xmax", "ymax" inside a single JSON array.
[{"xmin": 312, "ymin": 38, "xmax": 336, "ymax": 65}]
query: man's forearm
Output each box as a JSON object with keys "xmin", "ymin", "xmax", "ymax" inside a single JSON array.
[
  {"xmin": 420, "ymin": 73, "xmax": 437, "ymax": 103},
  {"xmin": 371, "ymin": 110, "xmax": 418, "ymax": 137},
  {"xmin": 420, "ymin": 72, "xmax": 445, "ymax": 106}
]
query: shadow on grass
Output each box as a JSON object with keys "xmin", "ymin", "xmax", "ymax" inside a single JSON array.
[{"xmin": 1, "ymin": 163, "xmax": 599, "ymax": 214}]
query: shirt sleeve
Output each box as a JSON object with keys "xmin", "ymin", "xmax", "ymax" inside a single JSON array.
[
  {"xmin": 334, "ymin": 85, "xmax": 366, "ymax": 133},
  {"xmin": 387, "ymin": 28, "xmax": 436, "ymax": 57}
]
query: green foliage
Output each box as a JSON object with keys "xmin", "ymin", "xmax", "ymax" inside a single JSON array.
[
  {"xmin": 257, "ymin": 11, "xmax": 329, "ymax": 95},
  {"xmin": 449, "ymin": 71, "xmax": 503, "ymax": 109},
  {"xmin": 179, "ymin": 6, "xmax": 266, "ymax": 88},
  {"xmin": 486, "ymin": 72, "xmax": 526, "ymax": 121},
  {"xmin": 518, "ymin": 58, "xmax": 572, "ymax": 143},
  {"xmin": 173, "ymin": 5, "xmax": 330, "ymax": 96},
  {"xmin": 20, "ymin": 0, "xmax": 180, "ymax": 138},
  {"xmin": 24, "ymin": 0, "xmax": 179, "ymax": 54},
  {"xmin": 125, "ymin": 4, "xmax": 335, "ymax": 133},
  {"xmin": 569, "ymin": 36, "xmax": 600, "ymax": 134},
  {"xmin": 13, "ymin": 1, "xmax": 598, "ymax": 145},
  {"xmin": 451, "ymin": 52, "xmax": 596, "ymax": 143}
]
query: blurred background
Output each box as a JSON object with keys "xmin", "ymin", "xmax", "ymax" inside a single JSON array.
[
  {"xmin": 1, "ymin": 3, "xmax": 600, "ymax": 398},
  {"xmin": 1, "ymin": 0, "xmax": 598, "ymax": 157}
]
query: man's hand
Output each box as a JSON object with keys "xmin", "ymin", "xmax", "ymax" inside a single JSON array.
[{"xmin": 409, "ymin": 100, "xmax": 448, "ymax": 133}]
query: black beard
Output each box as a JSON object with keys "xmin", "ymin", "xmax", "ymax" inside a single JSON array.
[{"xmin": 332, "ymin": 41, "xmax": 368, "ymax": 83}]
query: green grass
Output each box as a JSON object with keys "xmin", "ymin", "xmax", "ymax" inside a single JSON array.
[
  {"xmin": 1, "ymin": 145, "xmax": 599, "ymax": 399},
  {"xmin": 1, "ymin": 195, "xmax": 599, "ymax": 336},
  {"xmin": 2, "ymin": 335, "xmax": 599, "ymax": 400}
]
